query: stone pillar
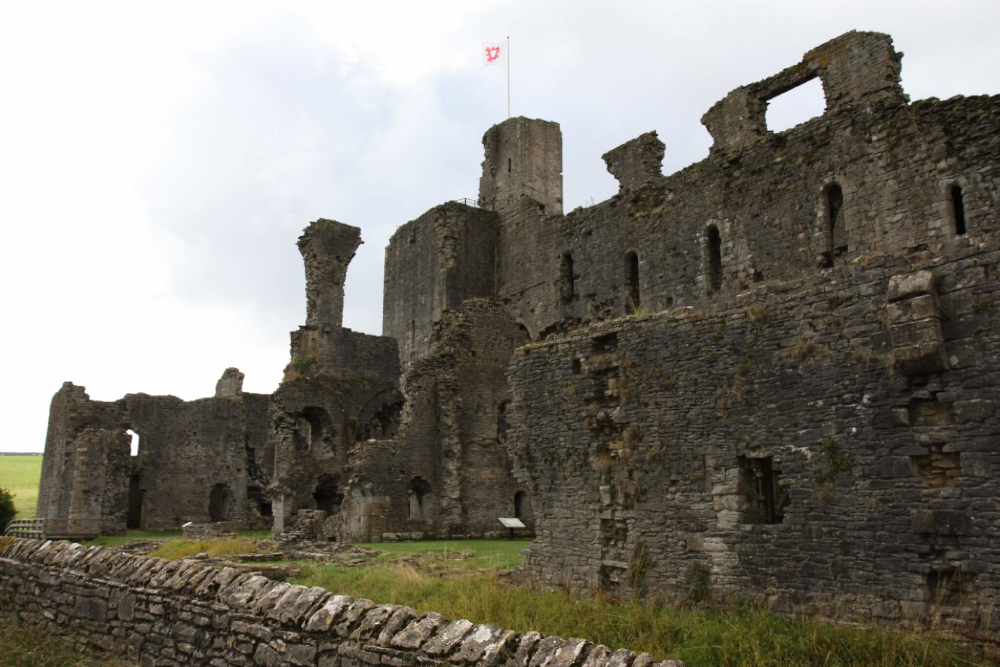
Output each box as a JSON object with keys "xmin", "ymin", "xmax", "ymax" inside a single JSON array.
[{"xmin": 297, "ymin": 219, "xmax": 362, "ymax": 331}]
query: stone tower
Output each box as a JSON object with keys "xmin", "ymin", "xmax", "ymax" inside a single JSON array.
[{"xmin": 479, "ymin": 117, "xmax": 563, "ymax": 215}]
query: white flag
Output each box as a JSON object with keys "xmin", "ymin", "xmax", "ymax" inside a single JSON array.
[{"xmin": 483, "ymin": 42, "xmax": 504, "ymax": 67}]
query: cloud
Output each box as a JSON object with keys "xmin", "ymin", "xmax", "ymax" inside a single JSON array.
[{"xmin": 2, "ymin": 0, "xmax": 999, "ymax": 453}]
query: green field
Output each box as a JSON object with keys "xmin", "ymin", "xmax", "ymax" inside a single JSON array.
[{"xmin": 0, "ymin": 455, "xmax": 43, "ymax": 520}]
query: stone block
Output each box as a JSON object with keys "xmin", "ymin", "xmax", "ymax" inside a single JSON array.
[
  {"xmin": 887, "ymin": 294, "xmax": 940, "ymax": 323},
  {"xmin": 953, "ymin": 399, "xmax": 996, "ymax": 424},
  {"xmin": 892, "ymin": 342, "xmax": 949, "ymax": 376},
  {"xmin": 305, "ymin": 596, "xmax": 355, "ymax": 634},
  {"xmin": 887, "ymin": 271, "xmax": 936, "ymax": 303},
  {"xmin": 390, "ymin": 612, "xmax": 446, "ymax": 650},
  {"xmin": 422, "ymin": 619, "xmax": 474, "ymax": 656}
]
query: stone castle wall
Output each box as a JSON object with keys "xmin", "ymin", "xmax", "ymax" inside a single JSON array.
[
  {"xmin": 0, "ymin": 538, "xmax": 683, "ymax": 667},
  {"xmin": 36, "ymin": 380, "xmax": 274, "ymax": 535},
  {"xmin": 383, "ymin": 203, "xmax": 499, "ymax": 366},
  {"xmin": 325, "ymin": 300, "xmax": 533, "ymax": 543},
  {"xmin": 506, "ymin": 244, "xmax": 1000, "ymax": 625},
  {"xmin": 383, "ymin": 32, "xmax": 998, "ymax": 350}
]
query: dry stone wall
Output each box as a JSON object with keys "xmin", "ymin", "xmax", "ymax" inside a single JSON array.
[
  {"xmin": 0, "ymin": 538, "xmax": 684, "ymax": 667},
  {"xmin": 506, "ymin": 244, "xmax": 1000, "ymax": 625}
]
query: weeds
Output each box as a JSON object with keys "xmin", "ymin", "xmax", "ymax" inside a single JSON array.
[
  {"xmin": 682, "ymin": 563, "xmax": 711, "ymax": 606},
  {"xmin": 818, "ymin": 437, "xmax": 853, "ymax": 481},
  {"xmin": 787, "ymin": 342, "xmax": 816, "ymax": 362},
  {"xmin": 744, "ymin": 304, "xmax": 771, "ymax": 325},
  {"xmin": 290, "ymin": 356, "xmax": 316, "ymax": 373}
]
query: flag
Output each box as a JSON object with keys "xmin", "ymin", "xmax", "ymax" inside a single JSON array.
[{"xmin": 483, "ymin": 42, "xmax": 504, "ymax": 67}]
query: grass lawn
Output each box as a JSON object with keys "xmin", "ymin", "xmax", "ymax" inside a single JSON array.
[
  {"xmin": 359, "ymin": 538, "xmax": 529, "ymax": 570},
  {"xmin": 0, "ymin": 455, "xmax": 43, "ymax": 520},
  {"xmin": 87, "ymin": 529, "xmax": 270, "ymax": 548}
]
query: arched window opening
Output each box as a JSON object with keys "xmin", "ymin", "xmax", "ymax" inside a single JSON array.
[
  {"xmin": 126, "ymin": 429, "xmax": 140, "ymax": 457},
  {"xmin": 406, "ymin": 476, "xmax": 432, "ymax": 520},
  {"xmin": 301, "ymin": 407, "xmax": 333, "ymax": 451},
  {"xmin": 951, "ymin": 185, "xmax": 967, "ymax": 235},
  {"xmin": 827, "ymin": 183, "xmax": 847, "ymax": 254},
  {"xmin": 625, "ymin": 251, "xmax": 640, "ymax": 313},
  {"xmin": 560, "ymin": 252, "xmax": 575, "ymax": 303},
  {"xmin": 209, "ymin": 483, "xmax": 233, "ymax": 522},
  {"xmin": 707, "ymin": 226, "xmax": 722, "ymax": 292},
  {"xmin": 514, "ymin": 491, "xmax": 526, "ymax": 519},
  {"xmin": 313, "ymin": 474, "xmax": 344, "ymax": 515},
  {"xmin": 497, "ymin": 401, "xmax": 509, "ymax": 444}
]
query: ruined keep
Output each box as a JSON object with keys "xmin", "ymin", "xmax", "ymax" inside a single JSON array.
[{"xmin": 33, "ymin": 30, "xmax": 1000, "ymax": 624}]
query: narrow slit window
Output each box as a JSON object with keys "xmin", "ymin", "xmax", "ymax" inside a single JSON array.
[
  {"xmin": 951, "ymin": 185, "xmax": 966, "ymax": 235},
  {"xmin": 707, "ymin": 226, "xmax": 722, "ymax": 292},
  {"xmin": 625, "ymin": 251, "xmax": 640, "ymax": 313},
  {"xmin": 560, "ymin": 252, "xmax": 575, "ymax": 303},
  {"xmin": 827, "ymin": 183, "xmax": 846, "ymax": 252},
  {"xmin": 497, "ymin": 401, "xmax": 509, "ymax": 444},
  {"xmin": 508, "ymin": 157, "xmax": 512, "ymax": 173}
]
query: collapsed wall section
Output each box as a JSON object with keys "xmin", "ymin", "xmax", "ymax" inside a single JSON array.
[
  {"xmin": 506, "ymin": 245, "xmax": 1000, "ymax": 624},
  {"xmin": 325, "ymin": 300, "xmax": 532, "ymax": 543},
  {"xmin": 383, "ymin": 203, "xmax": 499, "ymax": 366},
  {"xmin": 36, "ymin": 373, "xmax": 274, "ymax": 536},
  {"xmin": 488, "ymin": 33, "xmax": 998, "ymax": 342},
  {"xmin": 271, "ymin": 217, "xmax": 404, "ymax": 535},
  {"xmin": 0, "ymin": 538, "xmax": 684, "ymax": 667},
  {"xmin": 267, "ymin": 329, "xmax": 403, "ymax": 535}
]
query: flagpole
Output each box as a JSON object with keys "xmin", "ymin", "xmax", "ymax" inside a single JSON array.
[{"xmin": 507, "ymin": 36, "xmax": 510, "ymax": 119}]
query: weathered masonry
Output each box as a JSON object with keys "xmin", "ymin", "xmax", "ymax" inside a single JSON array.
[
  {"xmin": 32, "ymin": 29, "xmax": 1000, "ymax": 624},
  {"xmin": 0, "ymin": 538, "xmax": 683, "ymax": 667},
  {"xmin": 36, "ymin": 372, "xmax": 273, "ymax": 537}
]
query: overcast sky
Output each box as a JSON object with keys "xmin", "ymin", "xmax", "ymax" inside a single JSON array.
[{"xmin": 1, "ymin": 1, "xmax": 998, "ymax": 453}]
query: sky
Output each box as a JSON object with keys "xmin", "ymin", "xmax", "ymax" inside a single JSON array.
[{"xmin": 1, "ymin": 1, "xmax": 998, "ymax": 453}]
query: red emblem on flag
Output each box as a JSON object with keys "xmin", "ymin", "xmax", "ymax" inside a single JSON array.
[{"xmin": 485, "ymin": 46, "xmax": 501, "ymax": 63}]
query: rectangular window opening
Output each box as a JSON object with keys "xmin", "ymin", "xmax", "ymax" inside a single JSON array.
[
  {"xmin": 738, "ymin": 456, "xmax": 786, "ymax": 524},
  {"xmin": 765, "ymin": 77, "xmax": 827, "ymax": 134}
]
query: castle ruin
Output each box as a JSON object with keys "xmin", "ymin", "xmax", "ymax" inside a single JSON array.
[{"xmin": 33, "ymin": 31, "xmax": 1000, "ymax": 624}]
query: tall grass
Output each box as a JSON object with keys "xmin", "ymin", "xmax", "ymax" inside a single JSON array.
[{"xmin": 293, "ymin": 566, "xmax": 990, "ymax": 667}]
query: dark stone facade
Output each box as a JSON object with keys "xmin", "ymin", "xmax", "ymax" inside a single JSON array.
[
  {"xmin": 36, "ymin": 378, "xmax": 274, "ymax": 535},
  {"xmin": 32, "ymin": 28, "xmax": 1000, "ymax": 624}
]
